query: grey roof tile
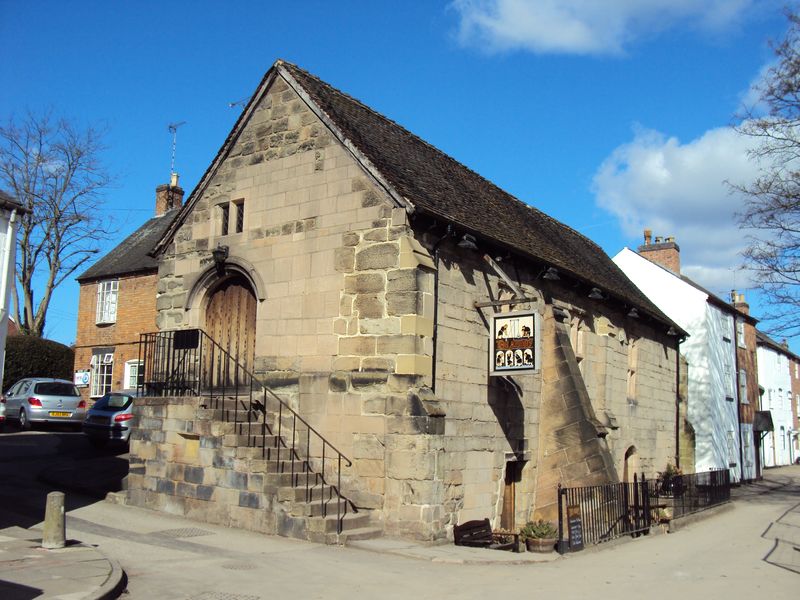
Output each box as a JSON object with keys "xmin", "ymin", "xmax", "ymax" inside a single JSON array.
[
  {"xmin": 281, "ymin": 62, "xmax": 674, "ymax": 327},
  {"xmin": 77, "ymin": 209, "xmax": 179, "ymax": 282}
]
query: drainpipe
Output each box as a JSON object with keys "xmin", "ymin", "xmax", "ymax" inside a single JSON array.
[
  {"xmin": 732, "ymin": 317, "xmax": 744, "ymax": 482},
  {"xmin": 675, "ymin": 335, "xmax": 681, "ymax": 470},
  {"xmin": 430, "ymin": 224, "xmax": 454, "ymax": 394}
]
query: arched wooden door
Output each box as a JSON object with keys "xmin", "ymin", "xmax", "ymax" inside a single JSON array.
[{"xmin": 204, "ymin": 275, "xmax": 257, "ymax": 382}]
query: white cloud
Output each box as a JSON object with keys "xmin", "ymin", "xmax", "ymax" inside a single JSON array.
[
  {"xmin": 450, "ymin": 0, "xmax": 752, "ymax": 55},
  {"xmin": 593, "ymin": 126, "xmax": 761, "ymax": 292},
  {"xmin": 739, "ymin": 60, "xmax": 775, "ymax": 117}
]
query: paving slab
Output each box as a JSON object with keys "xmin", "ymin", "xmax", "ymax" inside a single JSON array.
[{"xmin": 0, "ymin": 527, "xmax": 124, "ymax": 600}]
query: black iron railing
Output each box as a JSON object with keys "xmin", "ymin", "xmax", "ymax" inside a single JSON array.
[
  {"xmin": 138, "ymin": 328, "xmax": 355, "ymax": 534},
  {"xmin": 558, "ymin": 473, "xmax": 650, "ymax": 552},
  {"xmin": 557, "ymin": 469, "xmax": 731, "ymax": 553},
  {"xmin": 650, "ymin": 468, "xmax": 730, "ymax": 519}
]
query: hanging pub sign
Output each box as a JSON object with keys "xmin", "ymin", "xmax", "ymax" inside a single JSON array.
[{"xmin": 489, "ymin": 310, "xmax": 541, "ymax": 375}]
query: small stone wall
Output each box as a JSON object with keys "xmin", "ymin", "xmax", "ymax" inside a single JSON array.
[{"xmin": 125, "ymin": 396, "xmax": 276, "ymax": 533}]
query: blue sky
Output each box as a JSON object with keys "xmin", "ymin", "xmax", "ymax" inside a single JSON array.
[{"xmin": 0, "ymin": 0, "xmax": 795, "ymax": 349}]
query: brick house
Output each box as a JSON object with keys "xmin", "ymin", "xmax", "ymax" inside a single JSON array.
[
  {"xmin": 73, "ymin": 181, "xmax": 183, "ymax": 402},
  {"xmin": 731, "ymin": 292, "xmax": 761, "ymax": 481},
  {"xmin": 125, "ymin": 60, "xmax": 683, "ymax": 542}
]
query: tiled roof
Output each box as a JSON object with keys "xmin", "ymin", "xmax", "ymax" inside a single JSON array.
[
  {"xmin": 77, "ymin": 209, "xmax": 179, "ymax": 282},
  {"xmin": 0, "ymin": 189, "xmax": 29, "ymax": 213},
  {"xmin": 678, "ymin": 274, "xmax": 757, "ymax": 324},
  {"xmin": 155, "ymin": 60, "xmax": 678, "ymax": 329},
  {"xmin": 280, "ymin": 62, "xmax": 675, "ymax": 327},
  {"xmin": 756, "ymin": 330, "xmax": 799, "ymax": 361}
]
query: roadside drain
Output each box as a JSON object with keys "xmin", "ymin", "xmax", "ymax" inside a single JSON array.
[{"xmin": 153, "ymin": 528, "xmax": 215, "ymax": 539}]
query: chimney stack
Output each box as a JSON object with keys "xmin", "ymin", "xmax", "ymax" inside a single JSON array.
[
  {"xmin": 155, "ymin": 173, "xmax": 184, "ymax": 216},
  {"xmin": 731, "ymin": 290, "xmax": 750, "ymax": 315},
  {"xmin": 637, "ymin": 229, "xmax": 680, "ymax": 274}
]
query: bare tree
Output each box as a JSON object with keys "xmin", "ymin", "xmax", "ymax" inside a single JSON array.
[
  {"xmin": 735, "ymin": 11, "xmax": 800, "ymax": 338},
  {"xmin": 0, "ymin": 111, "xmax": 114, "ymax": 336}
]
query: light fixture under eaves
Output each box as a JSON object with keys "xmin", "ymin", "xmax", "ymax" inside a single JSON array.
[
  {"xmin": 627, "ymin": 307, "xmax": 640, "ymax": 318},
  {"xmin": 667, "ymin": 326, "xmax": 678, "ymax": 336},
  {"xmin": 457, "ymin": 234, "xmax": 479, "ymax": 251},
  {"xmin": 543, "ymin": 267, "xmax": 560, "ymax": 281},
  {"xmin": 588, "ymin": 287, "xmax": 604, "ymax": 300}
]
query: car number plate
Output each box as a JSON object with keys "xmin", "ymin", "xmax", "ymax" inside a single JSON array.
[{"xmin": 49, "ymin": 411, "xmax": 72, "ymax": 417}]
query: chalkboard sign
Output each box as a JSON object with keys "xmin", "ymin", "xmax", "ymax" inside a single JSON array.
[{"xmin": 567, "ymin": 504, "xmax": 584, "ymax": 551}]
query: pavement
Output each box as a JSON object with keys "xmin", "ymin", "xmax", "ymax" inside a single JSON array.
[{"xmin": 0, "ymin": 458, "xmax": 798, "ymax": 599}]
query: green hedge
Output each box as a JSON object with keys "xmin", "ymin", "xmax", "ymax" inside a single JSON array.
[{"xmin": 3, "ymin": 336, "xmax": 74, "ymax": 391}]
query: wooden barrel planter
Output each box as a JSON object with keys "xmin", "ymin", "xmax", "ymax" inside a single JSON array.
[{"xmin": 525, "ymin": 537, "xmax": 557, "ymax": 553}]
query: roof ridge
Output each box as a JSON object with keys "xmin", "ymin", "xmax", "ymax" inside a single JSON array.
[{"xmin": 281, "ymin": 62, "xmax": 602, "ymax": 255}]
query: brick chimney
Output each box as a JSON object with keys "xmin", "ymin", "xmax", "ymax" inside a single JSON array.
[
  {"xmin": 155, "ymin": 172, "xmax": 184, "ymax": 216},
  {"xmin": 637, "ymin": 229, "xmax": 680, "ymax": 274},
  {"xmin": 731, "ymin": 290, "xmax": 750, "ymax": 315}
]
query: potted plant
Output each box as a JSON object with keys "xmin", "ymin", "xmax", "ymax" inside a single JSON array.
[{"xmin": 520, "ymin": 519, "xmax": 558, "ymax": 553}]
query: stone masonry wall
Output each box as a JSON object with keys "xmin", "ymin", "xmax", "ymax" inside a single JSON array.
[
  {"xmin": 431, "ymin": 241, "xmax": 678, "ymax": 533},
  {"xmin": 126, "ymin": 396, "xmax": 275, "ymax": 533}
]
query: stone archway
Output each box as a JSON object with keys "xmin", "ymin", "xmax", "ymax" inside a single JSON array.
[
  {"xmin": 623, "ymin": 446, "xmax": 638, "ymax": 483},
  {"xmin": 204, "ymin": 274, "xmax": 257, "ymax": 375}
]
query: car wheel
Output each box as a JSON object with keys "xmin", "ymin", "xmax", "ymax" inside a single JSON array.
[{"xmin": 18, "ymin": 409, "xmax": 30, "ymax": 431}]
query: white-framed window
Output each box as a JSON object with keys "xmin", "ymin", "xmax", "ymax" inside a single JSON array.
[
  {"xmin": 724, "ymin": 363, "xmax": 735, "ymax": 401},
  {"xmin": 727, "ymin": 430, "xmax": 737, "ymax": 467},
  {"xmin": 90, "ymin": 351, "xmax": 113, "ymax": 397},
  {"xmin": 738, "ymin": 369, "xmax": 748, "ymax": 403},
  {"xmin": 124, "ymin": 360, "xmax": 144, "ymax": 390},
  {"xmin": 736, "ymin": 319, "xmax": 745, "ymax": 348},
  {"xmin": 96, "ymin": 280, "xmax": 118, "ymax": 324}
]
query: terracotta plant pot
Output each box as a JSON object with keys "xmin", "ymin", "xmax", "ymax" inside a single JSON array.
[{"xmin": 525, "ymin": 537, "xmax": 556, "ymax": 553}]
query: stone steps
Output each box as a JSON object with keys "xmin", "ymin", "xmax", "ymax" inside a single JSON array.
[{"xmin": 206, "ymin": 393, "xmax": 382, "ymax": 545}]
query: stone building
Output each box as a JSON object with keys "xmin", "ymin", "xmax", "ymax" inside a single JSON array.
[
  {"xmin": 73, "ymin": 180, "xmax": 183, "ymax": 402},
  {"xmin": 125, "ymin": 60, "xmax": 682, "ymax": 542}
]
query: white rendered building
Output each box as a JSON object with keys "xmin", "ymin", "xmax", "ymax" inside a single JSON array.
[
  {"xmin": 613, "ymin": 234, "xmax": 754, "ymax": 482},
  {"xmin": 0, "ymin": 191, "xmax": 26, "ymax": 386},
  {"xmin": 756, "ymin": 332, "xmax": 796, "ymax": 467}
]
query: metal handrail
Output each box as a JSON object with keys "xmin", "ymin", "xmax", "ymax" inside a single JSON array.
[{"xmin": 138, "ymin": 328, "xmax": 355, "ymax": 534}]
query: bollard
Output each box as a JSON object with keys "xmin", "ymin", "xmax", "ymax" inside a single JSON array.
[{"xmin": 42, "ymin": 491, "xmax": 66, "ymax": 549}]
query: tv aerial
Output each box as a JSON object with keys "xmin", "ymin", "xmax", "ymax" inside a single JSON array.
[{"xmin": 168, "ymin": 121, "xmax": 187, "ymax": 176}]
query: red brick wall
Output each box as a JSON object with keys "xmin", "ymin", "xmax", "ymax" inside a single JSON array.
[
  {"xmin": 791, "ymin": 357, "xmax": 800, "ymax": 452},
  {"xmin": 73, "ymin": 272, "xmax": 159, "ymax": 402},
  {"xmin": 738, "ymin": 320, "xmax": 759, "ymax": 425}
]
